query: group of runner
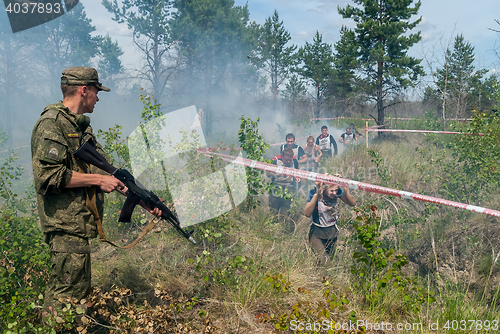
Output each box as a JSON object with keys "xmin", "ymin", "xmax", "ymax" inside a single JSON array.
[{"xmin": 267, "ymin": 125, "xmax": 359, "ymax": 264}]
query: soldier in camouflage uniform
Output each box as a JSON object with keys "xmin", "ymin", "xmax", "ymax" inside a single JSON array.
[{"xmin": 31, "ymin": 67, "xmax": 126, "ymax": 314}]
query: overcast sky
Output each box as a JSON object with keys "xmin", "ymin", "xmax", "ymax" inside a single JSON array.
[
  {"xmin": 78, "ymin": 0, "xmax": 500, "ymax": 73},
  {"xmin": 1, "ymin": 0, "xmax": 499, "ymax": 71}
]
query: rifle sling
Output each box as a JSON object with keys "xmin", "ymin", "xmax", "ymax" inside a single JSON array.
[{"xmin": 77, "ymin": 159, "xmax": 158, "ymax": 249}]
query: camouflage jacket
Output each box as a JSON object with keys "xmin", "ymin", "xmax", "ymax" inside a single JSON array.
[{"xmin": 31, "ymin": 101, "xmax": 109, "ymax": 239}]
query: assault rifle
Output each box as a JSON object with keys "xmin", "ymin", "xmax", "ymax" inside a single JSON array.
[{"xmin": 74, "ymin": 142, "xmax": 196, "ymax": 244}]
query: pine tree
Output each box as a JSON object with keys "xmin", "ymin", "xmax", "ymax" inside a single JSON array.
[
  {"xmin": 331, "ymin": 26, "xmax": 359, "ymax": 115},
  {"xmin": 250, "ymin": 10, "xmax": 296, "ymax": 111},
  {"xmin": 436, "ymin": 34, "xmax": 487, "ymax": 119},
  {"xmin": 31, "ymin": 4, "xmax": 101, "ymax": 97},
  {"xmin": 0, "ymin": 15, "xmax": 32, "ymax": 147},
  {"xmin": 281, "ymin": 74, "xmax": 306, "ymax": 115},
  {"xmin": 297, "ymin": 31, "xmax": 334, "ymax": 119},
  {"xmin": 170, "ymin": 0, "xmax": 256, "ymax": 134},
  {"xmin": 96, "ymin": 34, "xmax": 124, "ymax": 92},
  {"xmin": 103, "ymin": 0, "xmax": 176, "ymax": 101},
  {"xmin": 338, "ymin": 0, "xmax": 424, "ymax": 127}
]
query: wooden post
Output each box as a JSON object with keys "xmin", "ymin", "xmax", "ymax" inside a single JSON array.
[{"xmin": 366, "ymin": 121, "xmax": 369, "ymax": 149}]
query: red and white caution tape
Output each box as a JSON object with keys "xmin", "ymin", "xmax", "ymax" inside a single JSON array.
[
  {"xmin": 197, "ymin": 148, "xmax": 500, "ymax": 218},
  {"xmin": 311, "ymin": 117, "xmax": 472, "ymax": 122},
  {"xmin": 310, "ymin": 117, "xmax": 343, "ymax": 121},
  {"xmin": 203, "ymin": 147, "xmax": 242, "ymax": 152},
  {"xmin": 367, "ymin": 124, "xmax": 390, "ymax": 129},
  {"xmin": 366, "ymin": 128, "xmax": 484, "ymax": 136},
  {"xmin": 311, "ymin": 117, "xmax": 375, "ymax": 121}
]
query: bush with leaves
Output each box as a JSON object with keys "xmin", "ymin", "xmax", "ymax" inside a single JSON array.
[
  {"xmin": 350, "ymin": 205, "xmax": 434, "ymax": 315},
  {"xmin": 452, "ymin": 108, "xmax": 500, "ymax": 188},
  {"xmin": 0, "ymin": 153, "xmax": 52, "ymax": 333},
  {"xmin": 238, "ymin": 116, "xmax": 273, "ymax": 208}
]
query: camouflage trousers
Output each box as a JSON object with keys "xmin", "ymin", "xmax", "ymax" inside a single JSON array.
[{"xmin": 43, "ymin": 233, "xmax": 91, "ymax": 312}]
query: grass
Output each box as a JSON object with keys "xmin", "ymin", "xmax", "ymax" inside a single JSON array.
[{"xmin": 3, "ymin": 129, "xmax": 500, "ymax": 333}]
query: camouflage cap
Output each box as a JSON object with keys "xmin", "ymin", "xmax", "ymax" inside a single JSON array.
[{"xmin": 61, "ymin": 66, "xmax": 110, "ymax": 92}]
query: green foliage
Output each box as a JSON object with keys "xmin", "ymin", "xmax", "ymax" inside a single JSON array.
[
  {"xmin": 331, "ymin": 26, "xmax": 359, "ymax": 113},
  {"xmin": 367, "ymin": 149, "xmax": 392, "ymax": 186},
  {"xmin": 350, "ymin": 205, "xmax": 434, "ymax": 314},
  {"xmin": 0, "ymin": 153, "xmax": 23, "ymax": 207},
  {"xmin": 31, "ymin": 3, "xmax": 101, "ymax": 94},
  {"xmin": 421, "ymin": 110, "xmax": 445, "ymax": 131},
  {"xmin": 0, "ymin": 129, "xmax": 8, "ymax": 148},
  {"xmin": 188, "ymin": 251, "xmax": 256, "ymax": 288},
  {"xmin": 264, "ymin": 272, "xmax": 291, "ymax": 293},
  {"xmin": 338, "ymin": 0, "xmax": 424, "ymax": 124},
  {"xmin": 238, "ymin": 116, "xmax": 272, "ymax": 208},
  {"xmin": 103, "ymin": 0, "xmax": 175, "ymax": 98},
  {"xmin": 452, "ymin": 108, "xmax": 500, "ymax": 187},
  {"xmin": 97, "ymin": 124, "xmax": 129, "ymax": 167},
  {"xmin": 250, "ymin": 10, "xmax": 297, "ymax": 108},
  {"xmin": 281, "ymin": 74, "xmax": 307, "ymax": 114},
  {"xmin": 434, "ymin": 35, "xmax": 488, "ymax": 119},
  {"xmin": 415, "ymin": 109, "xmax": 500, "ymax": 205},
  {"xmin": 171, "ymin": 0, "xmax": 258, "ymax": 132},
  {"xmin": 297, "ymin": 31, "xmax": 334, "ymax": 118},
  {"xmin": 0, "ymin": 156, "xmax": 51, "ymax": 333},
  {"xmin": 139, "ymin": 88, "xmax": 163, "ymax": 122},
  {"xmin": 275, "ymin": 123, "xmax": 287, "ymax": 139},
  {"xmin": 417, "ymin": 146, "xmax": 480, "ymax": 204},
  {"xmin": 96, "ymin": 33, "xmax": 124, "ymax": 87}
]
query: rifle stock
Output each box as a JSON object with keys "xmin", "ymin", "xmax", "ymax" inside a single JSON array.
[{"xmin": 74, "ymin": 142, "xmax": 196, "ymax": 244}]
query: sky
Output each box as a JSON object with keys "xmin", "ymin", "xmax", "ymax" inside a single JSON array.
[
  {"xmin": 1, "ymin": 0, "xmax": 499, "ymax": 71},
  {"xmin": 231, "ymin": 0, "xmax": 500, "ymax": 73},
  {"xmin": 79, "ymin": 0, "xmax": 500, "ymax": 73}
]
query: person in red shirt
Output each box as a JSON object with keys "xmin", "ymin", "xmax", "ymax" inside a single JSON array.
[{"xmin": 268, "ymin": 148, "xmax": 301, "ymax": 215}]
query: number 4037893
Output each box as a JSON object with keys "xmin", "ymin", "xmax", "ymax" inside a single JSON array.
[
  {"xmin": 5, "ymin": 2, "xmax": 62, "ymax": 14},
  {"xmin": 443, "ymin": 320, "xmax": 498, "ymax": 331}
]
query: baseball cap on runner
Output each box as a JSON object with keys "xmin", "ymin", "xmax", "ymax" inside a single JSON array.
[{"xmin": 61, "ymin": 66, "xmax": 110, "ymax": 92}]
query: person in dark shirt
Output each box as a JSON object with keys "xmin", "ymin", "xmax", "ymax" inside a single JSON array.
[
  {"xmin": 268, "ymin": 148, "xmax": 301, "ymax": 215},
  {"xmin": 339, "ymin": 127, "xmax": 357, "ymax": 145},
  {"xmin": 350, "ymin": 123, "xmax": 362, "ymax": 138}
]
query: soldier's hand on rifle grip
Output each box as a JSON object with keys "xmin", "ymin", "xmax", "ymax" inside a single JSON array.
[{"xmin": 99, "ymin": 175, "xmax": 126, "ymax": 193}]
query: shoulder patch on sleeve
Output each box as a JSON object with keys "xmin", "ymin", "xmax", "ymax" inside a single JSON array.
[
  {"xmin": 40, "ymin": 106, "xmax": 59, "ymax": 120},
  {"xmin": 41, "ymin": 139, "xmax": 67, "ymax": 164}
]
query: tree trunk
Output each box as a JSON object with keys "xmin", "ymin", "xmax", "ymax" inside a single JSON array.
[
  {"xmin": 377, "ymin": 60, "xmax": 384, "ymax": 137},
  {"xmin": 316, "ymin": 82, "xmax": 321, "ymax": 119},
  {"xmin": 2, "ymin": 34, "xmax": 13, "ymax": 148},
  {"xmin": 272, "ymin": 60, "xmax": 278, "ymax": 111}
]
